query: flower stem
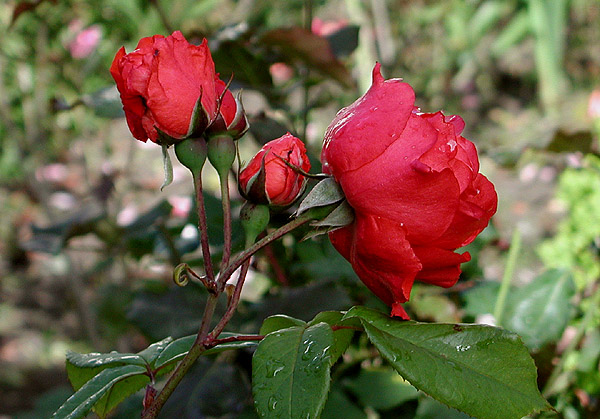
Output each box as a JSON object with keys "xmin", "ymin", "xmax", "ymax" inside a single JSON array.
[
  {"xmin": 193, "ymin": 172, "xmax": 215, "ymax": 282},
  {"xmin": 218, "ymin": 170, "xmax": 232, "ymax": 279},
  {"xmin": 493, "ymin": 228, "xmax": 521, "ymax": 325}
]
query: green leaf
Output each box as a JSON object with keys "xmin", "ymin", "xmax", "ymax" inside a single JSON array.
[
  {"xmin": 52, "ymin": 365, "xmax": 147, "ymax": 419},
  {"xmin": 415, "ymin": 396, "xmax": 474, "ymax": 419},
  {"xmin": 308, "ymin": 311, "xmax": 354, "ymax": 364},
  {"xmin": 153, "ymin": 335, "xmax": 195, "ymax": 369},
  {"xmin": 136, "ymin": 337, "xmax": 174, "ymax": 364},
  {"xmin": 461, "ymin": 282, "xmax": 502, "ymax": 318},
  {"xmin": 253, "ymin": 322, "xmax": 334, "ymax": 418},
  {"xmin": 154, "ymin": 333, "xmax": 260, "ymax": 369},
  {"xmin": 344, "ymin": 306, "xmax": 551, "ymax": 419},
  {"xmin": 321, "ymin": 387, "xmax": 366, "ymax": 419},
  {"xmin": 259, "ymin": 314, "xmax": 307, "ymax": 336},
  {"xmin": 345, "ymin": 368, "xmax": 418, "ymax": 410},
  {"xmin": 66, "ymin": 351, "xmax": 146, "ymax": 370},
  {"xmin": 503, "ymin": 269, "xmax": 575, "ymax": 350}
]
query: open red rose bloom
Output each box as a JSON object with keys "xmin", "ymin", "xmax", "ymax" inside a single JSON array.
[
  {"xmin": 321, "ymin": 64, "xmax": 497, "ymax": 319},
  {"xmin": 110, "ymin": 31, "xmax": 242, "ymax": 143}
]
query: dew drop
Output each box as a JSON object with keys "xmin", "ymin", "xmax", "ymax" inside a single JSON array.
[
  {"xmin": 268, "ymin": 396, "xmax": 278, "ymax": 411},
  {"xmin": 266, "ymin": 359, "xmax": 285, "ymax": 378},
  {"xmin": 302, "ymin": 341, "xmax": 315, "ymax": 360}
]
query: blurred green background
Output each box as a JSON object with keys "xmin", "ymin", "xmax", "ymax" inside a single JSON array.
[{"xmin": 1, "ymin": 0, "xmax": 600, "ymax": 418}]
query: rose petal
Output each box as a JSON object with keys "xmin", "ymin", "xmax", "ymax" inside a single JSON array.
[{"xmin": 322, "ymin": 63, "xmax": 415, "ymax": 177}]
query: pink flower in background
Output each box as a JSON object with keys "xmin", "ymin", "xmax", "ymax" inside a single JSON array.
[
  {"xmin": 269, "ymin": 62, "xmax": 294, "ymax": 84},
  {"xmin": 69, "ymin": 25, "xmax": 102, "ymax": 59},
  {"xmin": 168, "ymin": 196, "xmax": 193, "ymax": 218},
  {"xmin": 311, "ymin": 18, "xmax": 348, "ymax": 37},
  {"xmin": 588, "ymin": 89, "xmax": 600, "ymax": 119}
]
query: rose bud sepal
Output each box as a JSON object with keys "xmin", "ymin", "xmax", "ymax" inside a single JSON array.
[
  {"xmin": 239, "ymin": 153, "xmax": 270, "ymax": 205},
  {"xmin": 207, "ymin": 90, "xmax": 249, "ymax": 140},
  {"xmin": 186, "ymin": 93, "xmax": 213, "ymax": 139}
]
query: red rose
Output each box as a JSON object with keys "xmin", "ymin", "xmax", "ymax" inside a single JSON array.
[
  {"xmin": 321, "ymin": 63, "xmax": 497, "ymax": 319},
  {"xmin": 239, "ymin": 133, "xmax": 311, "ymax": 207},
  {"xmin": 110, "ymin": 31, "xmax": 219, "ymax": 143}
]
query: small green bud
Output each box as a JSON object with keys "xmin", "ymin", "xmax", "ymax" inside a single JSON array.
[
  {"xmin": 174, "ymin": 137, "xmax": 208, "ymax": 175},
  {"xmin": 240, "ymin": 202, "xmax": 270, "ymax": 245},
  {"xmin": 207, "ymin": 135, "xmax": 236, "ymax": 177}
]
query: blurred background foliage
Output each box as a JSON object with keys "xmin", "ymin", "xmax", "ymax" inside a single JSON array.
[{"xmin": 1, "ymin": 0, "xmax": 600, "ymax": 417}]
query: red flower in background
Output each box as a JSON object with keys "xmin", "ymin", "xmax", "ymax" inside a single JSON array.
[
  {"xmin": 110, "ymin": 31, "xmax": 220, "ymax": 143},
  {"xmin": 321, "ymin": 63, "xmax": 497, "ymax": 319},
  {"xmin": 239, "ymin": 133, "xmax": 311, "ymax": 207}
]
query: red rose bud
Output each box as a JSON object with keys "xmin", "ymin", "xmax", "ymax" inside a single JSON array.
[
  {"xmin": 205, "ymin": 78, "xmax": 249, "ymax": 140},
  {"xmin": 239, "ymin": 133, "xmax": 311, "ymax": 207},
  {"xmin": 110, "ymin": 31, "xmax": 219, "ymax": 144},
  {"xmin": 321, "ymin": 63, "xmax": 497, "ymax": 319}
]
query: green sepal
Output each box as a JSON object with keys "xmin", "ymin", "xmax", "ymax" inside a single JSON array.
[
  {"xmin": 186, "ymin": 92, "xmax": 211, "ymax": 138},
  {"xmin": 296, "ymin": 177, "xmax": 345, "ymax": 216},
  {"xmin": 241, "ymin": 152, "xmax": 270, "ymax": 205},
  {"xmin": 160, "ymin": 144, "xmax": 173, "ymax": 191}
]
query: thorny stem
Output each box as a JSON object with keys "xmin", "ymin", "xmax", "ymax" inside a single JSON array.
[
  {"xmin": 209, "ymin": 259, "xmax": 251, "ymax": 339},
  {"xmin": 143, "ymin": 206, "xmax": 331, "ymax": 418},
  {"xmin": 212, "ymin": 334, "xmax": 264, "ymax": 346},
  {"xmin": 141, "ymin": 294, "xmax": 218, "ymax": 419},
  {"xmin": 193, "ymin": 172, "xmax": 215, "ymax": 282},
  {"xmin": 143, "ymin": 173, "xmax": 222, "ymax": 418}
]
